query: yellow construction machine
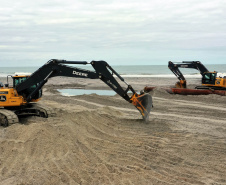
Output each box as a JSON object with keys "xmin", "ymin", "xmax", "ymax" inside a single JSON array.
[
  {"xmin": 168, "ymin": 61, "xmax": 226, "ymax": 90},
  {"xmin": 0, "ymin": 59, "xmax": 152, "ymax": 126}
]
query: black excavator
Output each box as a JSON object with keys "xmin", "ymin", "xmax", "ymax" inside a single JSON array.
[
  {"xmin": 0, "ymin": 59, "xmax": 152, "ymax": 126},
  {"xmin": 168, "ymin": 61, "xmax": 226, "ymax": 90}
]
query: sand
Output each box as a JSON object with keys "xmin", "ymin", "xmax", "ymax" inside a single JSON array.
[{"xmin": 0, "ymin": 76, "xmax": 226, "ymax": 184}]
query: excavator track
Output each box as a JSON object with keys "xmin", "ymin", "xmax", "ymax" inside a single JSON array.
[
  {"xmin": 16, "ymin": 103, "xmax": 56, "ymax": 118},
  {"xmin": 195, "ymin": 86, "xmax": 226, "ymax": 90},
  {"xmin": 31, "ymin": 104, "xmax": 56, "ymax": 118},
  {"xmin": 0, "ymin": 109, "xmax": 19, "ymax": 127},
  {"xmin": 0, "ymin": 104, "xmax": 55, "ymax": 127}
]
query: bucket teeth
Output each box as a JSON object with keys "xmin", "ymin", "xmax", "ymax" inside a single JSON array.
[{"xmin": 130, "ymin": 93, "xmax": 152, "ymax": 122}]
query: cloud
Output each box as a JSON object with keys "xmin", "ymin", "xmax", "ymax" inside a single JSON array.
[{"xmin": 0, "ymin": 0, "xmax": 226, "ymax": 66}]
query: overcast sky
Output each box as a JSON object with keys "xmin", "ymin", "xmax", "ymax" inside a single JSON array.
[{"xmin": 1, "ymin": 0, "xmax": 226, "ymax": 66}]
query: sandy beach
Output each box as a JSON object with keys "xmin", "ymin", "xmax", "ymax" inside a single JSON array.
[{"xmin": 0, "ymin": 76, "xmax": 226, "ymax": 184}]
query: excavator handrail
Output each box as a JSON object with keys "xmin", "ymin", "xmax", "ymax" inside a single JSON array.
[{"xmin": 48, "ymin": 59, "xmax": 89, "ymax": 65}]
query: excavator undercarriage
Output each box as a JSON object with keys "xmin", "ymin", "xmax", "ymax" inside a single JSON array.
[{"xmin": 0, "ymin": 103, "xmax": 56, "ymax": 127}]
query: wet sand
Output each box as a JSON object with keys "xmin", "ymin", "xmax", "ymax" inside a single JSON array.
[{"xmin": 0, "ymin": 76, "xmax": 226, "ymax": 184}]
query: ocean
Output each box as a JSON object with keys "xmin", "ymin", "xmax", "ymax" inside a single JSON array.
[{"xmin": 0, "ymin": 64, "xmax": 226, "ymax": 78}]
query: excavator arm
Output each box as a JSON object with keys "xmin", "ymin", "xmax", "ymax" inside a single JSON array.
[
  {"xmin": 168, "ymin": 61, "xmax": 187, "ymax": 88},
  {"xmin": 16, "ymin": 59, "xmax": 152, "ymax": 121}
]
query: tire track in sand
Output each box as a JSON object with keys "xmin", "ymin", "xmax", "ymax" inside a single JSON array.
[{"xmin": 71, "ymin": 97, "xmax": 226, "ymax": 124}]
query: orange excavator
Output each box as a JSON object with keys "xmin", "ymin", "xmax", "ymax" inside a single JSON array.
[{"xmin": 0, "ymin": 59, "xmax": 152, "ymax": 126}]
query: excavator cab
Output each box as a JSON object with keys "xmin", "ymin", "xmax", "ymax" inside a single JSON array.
[
  {"xmin": 13, "ymin": 75, "xmax": 42, "ymax": 101},
  {"xmin": 202, "ymin": 72, "xmax": 217, "ymax": 85},
  {"xmin": 13, "ymin": 76, "xmax": 28, "ymax": 87}
]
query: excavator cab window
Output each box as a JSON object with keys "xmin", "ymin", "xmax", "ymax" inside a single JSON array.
[
  {"xmin": 13, "ymin": 76, "xmax": 42, "ymax": 100},
  {"xmin": 202, "ymin": 72, "xmax": 216, "ymax": 85},
  {"xmin": 14, "ymin": 77, "xmax": 28, "ymax": 87},
  {"xmin": 13, "ymin": 76, "xmax": 36, "ymax": 89}
]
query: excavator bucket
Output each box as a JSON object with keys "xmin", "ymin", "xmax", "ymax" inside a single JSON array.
[
  {"xmin": 130, "ymin": 93, "xmax": 152, "ymax": 122},
  {"xmin": 175, "ymin": 80, "xmax": 187, "ymax": 88}
]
